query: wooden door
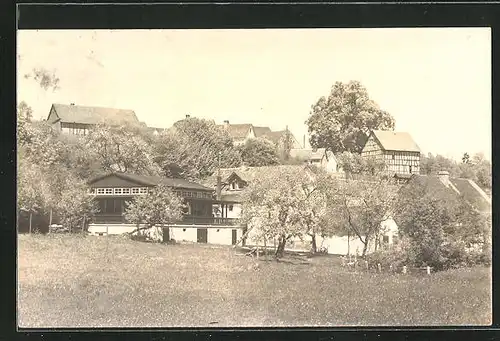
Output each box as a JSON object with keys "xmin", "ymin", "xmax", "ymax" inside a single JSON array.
[
  {"xmin": 162, "ymin": 227, "xmax": 170, "ymax": 243},
  {"xmin": 197, "ymin": 228, "xmax": 208, "ymax": 243},
  {"xmin": 232, "ymin": 229, "xmax": 237, "ymax": 245}
]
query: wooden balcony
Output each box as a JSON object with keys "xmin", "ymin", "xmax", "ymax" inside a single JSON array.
[{"xmin": 91, "ymin": 214, "xmax": 242, "ymax": 226}]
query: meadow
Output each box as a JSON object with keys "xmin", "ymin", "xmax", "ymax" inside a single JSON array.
[{"xmin": 18, "ymin": 234, "xmax": 492, "ymax": 328}]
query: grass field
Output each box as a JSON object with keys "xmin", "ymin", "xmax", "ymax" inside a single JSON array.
[{"xmin": 18, "ymin": 234, "xmax": 492, "ymax": 328}]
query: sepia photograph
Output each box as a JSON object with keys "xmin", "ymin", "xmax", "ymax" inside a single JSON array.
[{"xmin": 17, "ymin": 28, "xmax": 492, "ymax": 328}]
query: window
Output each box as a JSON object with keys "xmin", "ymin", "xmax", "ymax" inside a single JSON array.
[
  {"xmin": 229, "ymin": 205, "xmax": 234, "ymax": 212},
  {"xmin": 216, "ymin": 229, "xmax": 220, "ymax": 232},
  {"xmin": 139, "ymin": 187, "xmax": 148, "ymax": 194},
  {"xmin": 89, "ymin": 188, "xmax": 95, "ymax": 194},
  {"xmin": 132, "ymin": 188, "xmax": 140, "ymax": 194},
  {"xmin": 105, "ymin": 188, "xmax": 113, "ymax": 195},
  {"xmin": 123, "ymin": 188, "xmax": 130, "ymax": 195},
  {"xmin": 114, "ymin": 188, "xmax": 122, "ymax": 195},
  {"xmin": 183, "ymin": 228, "xmax": 186, "ymax": 232},
  {"xmin": 97, "ymin": 188, "xmax": 105, "ymax": 195},
  {"xmin": 383, "ymin": 235, "xmax": 389, "ymax": 243}
]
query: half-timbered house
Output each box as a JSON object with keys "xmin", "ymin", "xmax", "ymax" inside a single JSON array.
[
  {"xmin": 361, "ymin": 130, "xmax": 421, "ymax": 176},
  {"xmin": 46, "ymin": 103, "xmax": 140, "ymax": 135}
]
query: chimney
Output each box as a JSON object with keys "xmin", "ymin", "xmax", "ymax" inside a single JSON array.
[
  {"xmin": 185, "ymin": 114, "xmax": 191, "ymax": 119},
  {"xmin": 437, "ymin": 170, "xmax": 450, "ymax": 187},
  {"xmin": 216, "ymin": 175, "xmax": 222, "ymax": 201},
  {"xmin": 303, "ymin": 135, "xmax": 306, "ymax": 149}
]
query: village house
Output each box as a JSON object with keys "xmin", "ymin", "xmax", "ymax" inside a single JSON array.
[
  {"xmin": 87, "ymin": 172, "xmax": 245, "ymax": 245},
  {"xmin": 381, "ymin": 170, "xmax": 492, "ymax": 248},
  {"xmin": 361, "ymin": 130, "xmax": 421, "ymax": 176},
  {"xmin": 217, "ymin": 120, "xmax": 303, "ymax": 149},
  {"xmin": 289, "ymin": 147, "xmax": 341, "ymax": 173},
  {"xmin": 46, "ymin": 103, "xmax": 140, "ymax": 135}
]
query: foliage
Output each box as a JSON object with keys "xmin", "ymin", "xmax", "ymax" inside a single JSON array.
[
  {"xmin": 237, "ymin": 138, "xmax": 280, "ymax": 167},
  {"xmin": 336, "ymin": 151, "xmax": 387, "ymax": 177},
  {"xmin": 326, "ymin": 174, "xmax": 398, "ymax": 257},
  {"xmin": 395, "ymin": 179, "xmax": 491, "ymax": 270},
  {"xmin": 83, "ymin": 123, "xmax": 161, "ymax": 176},
  {"xmin": 306, "ymin": 81, "xmax": 395, "ymax": 154},
  {"xmin": 420, "ymin": 152, "xmax": 491, "ymax": 191},
  {"xmin": 240, "ymin": 166, "xmax": 311, "ymax": 258},
  {"xmin": 154, "ymin": 117, "xmax": 241, "ymax": 180},
  {"xmin": 124, "ymin": 184, "xmax": 184, "ymax": 232}
]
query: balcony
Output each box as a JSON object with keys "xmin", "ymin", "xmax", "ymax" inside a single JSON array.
[{"xmin": 91, "ymin": 214, "xmax": 242, "ymax": 226}]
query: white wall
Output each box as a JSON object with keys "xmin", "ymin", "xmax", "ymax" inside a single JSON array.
[
  {"xmin": 207, "ymin": 227, "xmax": 232, "ymax": 245},
  {"xmin": 170, "ymin": 227, "xmax": 198, "ymax": 243}
]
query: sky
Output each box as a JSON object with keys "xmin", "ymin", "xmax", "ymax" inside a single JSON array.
[{"xmin": 17, "ymin": 28, "xmax": 491, "ymax": 161}]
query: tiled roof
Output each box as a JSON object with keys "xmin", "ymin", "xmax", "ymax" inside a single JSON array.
[
  {"xmin": 218, "ymin": 123, "xmax": 253, "ymax": 140},
  {"xmin": 253, "ymin": 126, "xmax": 272, "ymax": 138},
  {"xmin": 201, "ymin": 165, "xmax": 313, "ymax": 188},
  {"xmin": 371, "ymin": 130, "xmax": 421, "ymax": 153},
  {"xmin": 50, "ymin": 103, "xmax": 139, "ymax": 126},
  {"xmin": 404, "ymin": 174, "xmax": 491, "ymax": 213},
  {"xmin": 90, "ymin": 172, "xmax": 214, "ymax": 192},
  {"xmin": 262, "ymin": 130, "xmax": 287, "ymax": 144}
]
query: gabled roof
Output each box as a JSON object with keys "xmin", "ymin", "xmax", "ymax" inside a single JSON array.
[
  {"xmin": 262, "ymin": 130, "xmax": 287, "ymax": 144},
  {"xmin": 218, "ymin": 123, "xmax": 253, "ymax": 140},
  {"xmin": 89, "ymin": 172, "xmax": 214, "ymax": 192},
  {"xmin": 370, "ymin": 130, "xmax": 421, "ymax": 153},
  {"xmin": 404, "ymin": 174, "xmax": 491, "ymax": 213},
  {"xmin": 289, "ymin": 148, "xmax": 328, "ymax": 161},
  {"xmin": 49, "ymin": 103, "xmax": 139, "ymax": 126},
  {"xmin": 253, "ymin": 126, "xmax": 272, "ymax": 138},
  {"xmin": 201, "ymin": 165, "xmax": 314, "ymax": 188}
]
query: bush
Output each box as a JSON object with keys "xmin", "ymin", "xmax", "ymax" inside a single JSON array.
[{"xmin": 366, "ymin": 248, "xmax": 408, "ymax": 272}]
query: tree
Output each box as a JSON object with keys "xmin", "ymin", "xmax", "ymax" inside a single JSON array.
[
  {"xmin": 240, "ymin": 166, "xmax": 310, "ymax": 258},
  {"xmin": 336, "ymin": 152, "xmax": 387, "ymax": 178},
  {"xmin": 394, "ymin": 178, "xmax": 489, "ymax": 269},
  {"xmin": 237, "ymin": 138, "xmax": 280, "ymax": 167},
  {"xmin": 306, "ymin": 81, "xmax": 395, "ymax": 154},
  {"xmin": 296, "ymin": 169, "xmax": 338, "ymax": 253},
  {"xmin": 327, "ymin": 173, "xmax": 398, "ymax": 257},
  {"xmin": 124, "ymin": 184, "xmax": 185, "ymax": 236},
  {"xmin": 53, "ymin": 171, "xmax": 98, "ymax": 232},
  {"xmin": 83, "ymin": 123, "xmax": 162, "ymax": 176},
  {"xmin": 154, "ymin": 117, "xmax": 241, "ymax": 180}
]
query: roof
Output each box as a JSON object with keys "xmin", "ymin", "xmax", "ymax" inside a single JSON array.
[
  {"xmin": 404, "ymin": 174, "xmax": 491, "ymax": 213},
  {"xmin": 89, "ymin": 172, "xmax": 214, "ymax": 192},
  {"xmin": 289, "ymin": 148, "xmax": 327, "ymax": 161},
  {"xmin": 218, "ymin": 123, "xmax": 253, "ymax": 140},
  {"xmin": 261, "ymin": 130, "xmax": 287, "ymax": 144},
  {"xmin": 253, "ymin": 126, "xmax": 272, "ymax": 138},
  {"xmin": 370, "ymin": 130, "xmax": 421, "ymax": 153},
  {"xmin": 50, "ymin": 103, "xmax": 139, "ymax": 126},
  {"xmin": 201, "ymin": 165, "xmax": 314, "ymax": 188}
]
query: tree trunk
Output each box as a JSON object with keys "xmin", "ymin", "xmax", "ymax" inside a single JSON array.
[
  {"xmin": 29, "ymin": 212, "xmax": 32, "ymax": 234},
  {"xmin": 361, "ymin": 237, "xmax": 369, "ymax": 258},
  {"xmin": 347, "ymin": 230, "xmax": 350, "ymax": 256},
  {"xmin": 311, "ymin": 234, "xmax": 317, "ymax": 253},
  {"xmin": 275, "ymin": 234, "xmax": 286, "ymax": 259},
  {"xmin": 48, "ymin": 209, "xmax": 53, "ymax": 234}
]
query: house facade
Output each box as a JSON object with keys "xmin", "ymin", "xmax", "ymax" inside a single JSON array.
[
  {"xmin": 217, "ymin": 120, "xmax": 302, "ymax": 149},
  {"xmin": 46, "ymin": 103, "xmax": 140, "ymax": 135},
  {"xmin": 361, "ymin": 130, "xmax": 421, "ymax": 175},
  {"xmin": 289, "ymin": 148, "xmax": 341, "ymax": 173},
  {"xmin": 87, "ymin": 172, "xmax": 244, "ymax": 245}
]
